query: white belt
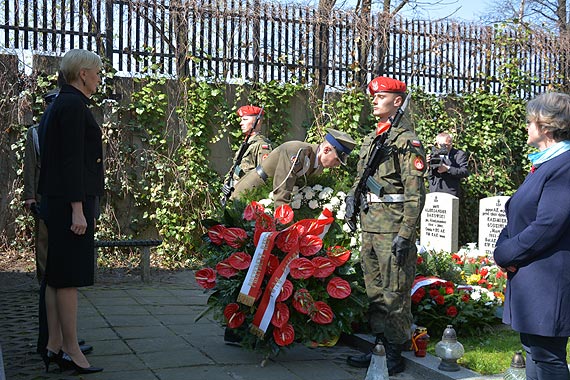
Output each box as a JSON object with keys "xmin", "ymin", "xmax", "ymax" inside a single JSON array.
[{"xmin": 367, "ymin": 193, "xmax": 405, "ymax": 203}]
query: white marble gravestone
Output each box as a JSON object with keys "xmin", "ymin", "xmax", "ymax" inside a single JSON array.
[
  {"xmin": 420, "ymin": 192, "xmax": 458, "ymax": 252},
  {"xmin": 478, "ymin": 196, "xmax": 510, "ymax": 255}
]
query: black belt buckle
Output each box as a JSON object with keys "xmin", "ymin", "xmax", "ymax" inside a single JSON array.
[{"xmin": 256, "ymin": 166, "xmax": 268, "ymax": 182}]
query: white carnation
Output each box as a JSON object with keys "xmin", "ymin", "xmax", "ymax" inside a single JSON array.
[
  {"xmin": 304, "ymin": 189, "xmax": 315, "ymax": 200},
  {"xmin": 336, "ymin": 191, "xmax": 346, "ymax": 199},
  {"xmin": 291, "ymin": 200, "xmax": 302, "ymax": 209},
  {"xmin": 312, "ymin": 184, "xmax": 323, "ymax": 191},
  {"xmin": 330, "ymin": 196, "xmax": 341, "ymax": 207},
  {"xmin": 470, "ymin": 291, "xmax": 481, "ymax": 301},
  {"xmin": 292, "ymin": 192, "xmax": 304, "ymax": 201},
  {"xmin": 320, "ymin": 187, "xmax": 334, "ymax": 198},
  {"xmin": 308, "ymin": 199, "xmax": 319, "ymax": 209},
  {"xmin": 292, "ymin": 186, "xmax": 299, "ymax": 193},
  {"xmin": 322, "ymin": 203, "xmax": 333, "ymax": 211},
  {"xmin": 336, "ymin": 209, "xmax": 346, "ymax": 220},
  {"xmin": 258, "ymin": 198, "xmax": 273, "ymax": 207},
  {"xmin": 343, "ymin": 223, "xmax": 352, "ymax": 233}
]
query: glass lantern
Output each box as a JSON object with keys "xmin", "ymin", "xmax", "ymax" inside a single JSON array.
[
  {"xmin": 435, "ymin": 325, "xmax": 465, "ymax": 372},
  {"xmin": 503, "ymin": 351, "xmax": 526, "ymax": 380}
]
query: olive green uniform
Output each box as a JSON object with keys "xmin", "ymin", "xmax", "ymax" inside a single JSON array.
[
  {"xmin": 350, "ymin": 117, "xmax": 426, "ymax": 345},
  {"xmin": 231, "ymin": 141, "xmax": 322, "ymax": 207},
  {"xmin": 225, "ymin": 133, "xmax": 272, "ymax": 186}
]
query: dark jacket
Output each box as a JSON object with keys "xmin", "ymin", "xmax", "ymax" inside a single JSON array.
[
  {"xmin": 38, "ymin": 84, "xmax": 104, "ymax": 202},
  {"xmin": 427, "ymin": 147, "xmax": 469, "ymax": 197},
  {"xmin": 494, "ymin": 150, "xmax": 570, "ymax": 337}
]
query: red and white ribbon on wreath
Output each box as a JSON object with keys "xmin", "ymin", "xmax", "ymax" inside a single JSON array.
[
  {"xmin": 250, "ymin": 208, "xmax": 335, "ymax": 337},
  {"xmin": 237, "ymin": 231, "xmax": 279, "ymax": 306},
  {"xmin": 411, "ymin": 275, "xmax": 472, "ymax": 296}
]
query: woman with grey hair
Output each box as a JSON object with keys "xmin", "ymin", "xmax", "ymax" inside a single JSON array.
[
  {"xmin": 494, "ymin": 92, "xmax": 570, "ymax": 380},
  {"xmin": 38, "ymin": 49, "xmax": 104, "ymax": 374}
]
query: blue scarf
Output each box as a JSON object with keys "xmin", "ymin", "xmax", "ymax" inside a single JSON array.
[{"xmin": 528, "ymin": 140, "xmax": 570, "ymax": 168}]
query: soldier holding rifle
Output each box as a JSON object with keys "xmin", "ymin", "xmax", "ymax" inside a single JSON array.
[
  {"xmin": 344, "ymin": 76, "xmax": 426, "ymax": 375},
  {"xmin": 221, "ymin": 105, "xmax": 272, "ymax": 205}
]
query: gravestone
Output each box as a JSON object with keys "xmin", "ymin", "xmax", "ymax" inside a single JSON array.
[
  {"xmin": 420, "ymin": 192, "xmax": 459, "ymax": 252},
  {"xmin": 478, "ymin": 196, "xmax": 510, "ymax": 255}
]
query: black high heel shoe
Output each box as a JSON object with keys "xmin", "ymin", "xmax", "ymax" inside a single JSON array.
[
  {"xmin": 40, "ymin": 349, "xmax": 61, "ymax": 372},
  {"xmin": 60, "ymin": 352, "xmax": 103, "ymax": 374}
]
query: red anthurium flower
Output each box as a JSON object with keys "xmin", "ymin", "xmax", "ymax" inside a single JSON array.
[
  {"xmin": 411, "ymin": 287, "xmax": 426, "ymax": 304},
  {"xmin": 216, "ymin": 260, "xmax": 239, "ymax": 278},
  {"xmin": 310, "ymin": 301, "xmax": 334, "ymax": 324},
  {"xmin": 276, "ymin": 228, "xmax": 300, "ymax": 254},
  {"xmin": 434, "ymin": 295, "xmax": 445, "ymax": 305},
  {"xmin": 277, "ymin": 279, "xmax": 293, "ymax": 302},
  {"xmin": 271, "ymin": 302, "xmax": 290, "ymax": 328},
  {"xmin": 289, "ymin": 257, "xmax": 315, "ymax": 279},
  {"xmin": 228, "ymin": 251, "xmax": 252, "ymax": 270},
  {"xmin": 243, "ymin": 201, "xmax": 265, "ymax": 221},
  {"xmin": 294, "ymin": 219, "xmax": 326, "ymax": 236},
  {"xmin": 292, "ymin": 289, "xmax": 314, "ymax": 315},
  {"xmin": 224, "ymin": 303, "xmax": 245, "ymax": 329},
  {"xmin": 208, "ymin": 225, "xmax": 227, "ymax": 245},
  {"xmin": 223, "ymin": 227, "xmax": 248, "ymax": 249},
  {"xmin": 326, "ymin": 277, "xmax": 351, "ymax": 299},
  {"xmin": 326, "ymin": 246, "xmax": 351, "ymax": 267},
  {"xmin": 274, "ymin": 204, "xmax": 294, "ymax": 225},
  {"xmin": 446, "ymin": 306, "xmax": 458, "ymax": 317},
  {"xmin": 273, "ymin": 323, "xmax": 295, "ymax": 346},
  {"xmin": 312, "ymin": 257, "xmax": 336, "ymax": 278},
  {"xmin": 299, "ymin": 235, "xmax": 323, "ymax": 257},
  {"xmin": 266, "ymin": 254, "xmax": 279, "ymax": 276},
  {"xmin": 253, "ymin": 213, "xmax": 275, "ymax": 246},
  {"xmin": 195, "ymin": 268, "xmax": 216, "ymax": 289}
]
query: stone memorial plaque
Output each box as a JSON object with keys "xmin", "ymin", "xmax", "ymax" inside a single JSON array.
[
  {"xmin": 420, "ymin": 192, "xmax": 458, "ymax": 252},
  {"xmin": 478, "ymin": 196, "xmax": 510, "ymax": 255}
]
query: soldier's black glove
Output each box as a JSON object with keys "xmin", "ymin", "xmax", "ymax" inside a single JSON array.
[
  {"xmin": 344, "ymin": 196, "xmax": 357, "ymax": 232},
  {"xmin": 221, "ymin": 183, "xmax": 233, "ymax": 197},
  {"xmin": 392, "ymin": 235, "xmax": 412, "ymax": 267}
]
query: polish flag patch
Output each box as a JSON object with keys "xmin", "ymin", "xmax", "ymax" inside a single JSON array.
[
  {"xmin": 262, "ymin": 144, "xmax": 270, "ymax": 149},
  {"xmin": 411, "ymin": 140, "xmax": 421, "ymax": 147}
]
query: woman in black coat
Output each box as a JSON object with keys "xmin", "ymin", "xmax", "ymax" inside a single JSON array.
[
  {"xmin": 494, "ymin": 92, "xmax": 570, "ymax": 380},
  {"xmin": 38, "ymin": 49, "xmax": 104, "ymax": 374}
]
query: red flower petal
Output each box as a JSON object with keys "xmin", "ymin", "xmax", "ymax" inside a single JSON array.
[
  {"xmin": 224, "ymin": 303, "xmax": 245, "ymax": 329},
  {"xmin": 299, "ymin": 235, "xmax": 323, "ymax": 257},
  {"xmin": 273, "ymin": 323, "xmax": 295, "ymax": 346},
  {"xmin": 446, "ymin": 306, "xmax": 458, "ymax": 317},
  {"xmin": 312, "ymin": 257, "xmax": 336, "ymax": 278},
  {"xmin": 274, "ymin": 204, "xmax": 294, "ymax": 225},
  {"xmin": 277, "ymin": 279, "xmax": 293, "ymax": 302},
  {"xmin": 429, "ymin": 289, "xmax": 440, "ymax": 298},
  {"xmin": 243, "ymin": 201, "xmax": 265, "ymax": 221},
  {"xmin": 208, "ymin": 225, "xmax": 227, "ymax": 245},
  {"xmin": 227, "ymin": 251, "xmax": 252, "ymax": 270},
  {"xmin": 289, "ymin": 257, "xmax": 315, "ymax": 279},
  {"xmin": 276, "ymin": 228, "xmax": 300, "ymax": 254},
  {"xmin": 310, "ymin": 301, "xmax": 334, "ymax": 325},
  {"xmin": 266, "ymin": 254, "xmax": 279, "ymax": 276},
  {"xmin": 195, "ymin": 268, "xmax": 216, "ymax": 289},
  {"xmin": 435, "ymin": 295, "xmax": 445, "ymax": 305},
  {"xmin": 271, "ymin": 302, "xmax": 290, "ymax": 328},
  {"xmin": 216, "ymin": 260, "xmax": 239, "ymax": 278},
  {"xmin": 294, "ymin": 219, "xmax": 325, "ymax": 236},
  {"xmin": 326, "ymin": 246, "xmax": 351, "ymax": 267},
  {"xmin": 326, "ymin": 277, "xmax": 352, "ymax": 299},
  {"xmin": 292, "ymin": 288, "xmax": 314, "ymax": 315},
  {"xmin": 223, "ymin": 227, "xmax": 248, "ymax": 249}
]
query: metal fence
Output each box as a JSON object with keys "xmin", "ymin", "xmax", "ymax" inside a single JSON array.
[{"xmin": 1, "ymin": 0, "xmax": 567, "ymax": 95}]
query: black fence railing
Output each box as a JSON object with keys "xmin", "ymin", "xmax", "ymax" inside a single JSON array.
[{"xmin": 1, "ymin": 0, "xmax": 567, "ymax": 95}]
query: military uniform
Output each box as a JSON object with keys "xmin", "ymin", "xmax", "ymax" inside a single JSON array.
[
  {"xmin": 231, "ymin": 140, "xmax": 322, "ymax": 207},
  {"xmin": 224, "ymin": 133, "xmax": 272, "ymax": 185},
  {"xmin": 352, "ymin": 118, "xmax": 426, "ymax": 344}
]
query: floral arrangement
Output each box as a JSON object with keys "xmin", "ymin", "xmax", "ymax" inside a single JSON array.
[
  {"xmin": 195, "ymin": 197, "xmax": 368, "ymax": 356},
  {"xmin": 413, "ymin": 245, "xmax": 506, "ymax": 336}
]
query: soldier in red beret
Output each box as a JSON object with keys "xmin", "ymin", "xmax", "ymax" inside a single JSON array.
[
  {"xmin": 221, "ymin": 105, "xmax": 272, "ymax": 199},
  {"xmin": 345, "ymin": 76, "xmax": 426, "ymax": 375}
]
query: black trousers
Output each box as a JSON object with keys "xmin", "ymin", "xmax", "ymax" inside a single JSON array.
[
  {"xmin": 36, "ymin": 280, "xmax": 48, "ymax": 353},
  {"xmin": 520, "ymin": 333, "xmax": 570, "ymax": 380}
]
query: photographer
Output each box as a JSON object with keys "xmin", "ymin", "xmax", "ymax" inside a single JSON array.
[{"xmin": 426, "ymin": 132, "xmax": 469, "ymax": 198}]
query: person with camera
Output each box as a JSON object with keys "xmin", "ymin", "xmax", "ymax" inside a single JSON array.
[
  {"xmin": 426, "ymin": 132, "xmax": 469, "ymax": 198},
  {"xmin": 344, "ymin": 76, "xmax": 426, "ymax": 375}
]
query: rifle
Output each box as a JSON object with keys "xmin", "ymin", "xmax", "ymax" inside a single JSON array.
[
  {"xmin": 220, "ymin": 106, "xmax": 264, "ymax": 207},
  {"xmin": 346, "ymin": 95, "xmax": 411, "ymax": 232}
]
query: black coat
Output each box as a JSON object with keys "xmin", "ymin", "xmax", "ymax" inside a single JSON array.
[
  {"xmin": 38, "ymin": 84, "xmax": 104, "ymax": 202},
  {"xmin": 427, "ymin": 148, "xmax": 469, "ymax": 197}
]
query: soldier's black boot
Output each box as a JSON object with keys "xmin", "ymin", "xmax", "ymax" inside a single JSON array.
[
  {"xmin": 384, "ymin": 341, "xmax": 405, "ymax": 375},
  {"xmin": 346, "ymin": 334, "xmax": 383, "ymax": 368}
]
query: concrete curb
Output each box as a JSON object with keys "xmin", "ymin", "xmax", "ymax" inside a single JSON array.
[{"xmin": 344, "ymin": 333, "xmax": 502, "ymax": 380}]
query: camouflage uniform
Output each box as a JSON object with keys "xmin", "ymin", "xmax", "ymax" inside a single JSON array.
[
  {"xmin": 231, "ymin": 141, "xmax": 322, "ymax": 207},
  {"xmin": 224, "ymin": 133, "xmax": 272, "ymax": 186},
  {"xmin": 350, "ymin": 116, "xmax": 426, "ymax": 345}
]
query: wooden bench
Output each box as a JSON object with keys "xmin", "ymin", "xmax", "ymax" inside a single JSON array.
[{"xmin": 94, "ymin": 239, "xmax": 162, "ymax": 283}]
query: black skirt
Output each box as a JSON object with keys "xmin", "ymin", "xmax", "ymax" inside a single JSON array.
[{"xmin": 44, "ymin": 196, "xmax": 96, "ymax": 288}]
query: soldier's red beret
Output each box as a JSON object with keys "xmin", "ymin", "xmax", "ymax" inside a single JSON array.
[
  {"xmin": 237, "ymin": 105, "xmax": 264, "ymax": 117},
  {"xmin": 368, "ymin": 76, "xmax": 407, "ymax": 95}
]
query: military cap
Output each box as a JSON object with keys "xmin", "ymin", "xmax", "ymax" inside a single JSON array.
[
  {"xmin": 325, "ymin": 128, "xmax": 357, "ymax": 165},
  {"xmin": 368, "ymin": 76, "xmax": 407, "ymax": 95},
  {"xmin": 237, "ymin": 105, "xmax": 264, "ymax": 117},
  {"xmin": 44, "ymin": 89, "xmax": 59, "ymax": 104}
]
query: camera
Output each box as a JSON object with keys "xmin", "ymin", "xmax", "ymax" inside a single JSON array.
[{"xmin": 429, "ymin": 146, "xmax": 448, "ymax": 169}]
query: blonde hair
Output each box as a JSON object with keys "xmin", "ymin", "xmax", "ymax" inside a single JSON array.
[
  {"xmin": 60, "ymin": 49, "xmax": 102, "ymax": 83},
  {"xmin": 527, "ymin": 92, "xmax": 570, "ymax": 141}
]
